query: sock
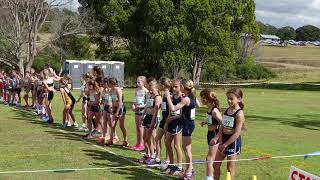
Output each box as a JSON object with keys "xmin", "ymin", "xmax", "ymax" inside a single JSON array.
[{"xmin": 205, "ymin": 176, "xmax": 214, "ymax": 180}]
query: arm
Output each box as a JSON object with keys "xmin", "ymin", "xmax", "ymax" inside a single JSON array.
[
  {"xmin": 116, "ymin": 88, "xmax": 123, "ymax": 116},
  {"xmin": 60, "ymin": 88, "xmax": 66, "ymax": 106},
  {"xmin": 212, "ymin": 108, "xmax": 223, "ymax": 123},
  {"xmin": 165, "ymin": 90, "xmax": 188, "ymax": 112},
  {"xmin": 221, "ymin": 111, "xmax": 245, "ymax": 147},
  {"xmin": 150, "ymin": 96, "xmax": 161, "ymax": 128}
]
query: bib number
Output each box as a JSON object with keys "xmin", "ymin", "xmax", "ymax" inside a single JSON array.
[
  {"xmin": 146, "ymin": 99, "xmax": 154, "ymax": 108},
  {"xmin": 206, "ymin": 114, "xmax": 212, "ymax": 124},
  {"xmin": 136, "ymin": 96, "xmax": 145, "ymax": 104},
  {"xmin": 190, "ymin": 108, "xmax": 196, "ymax": 120},
  {"xmin": 223, "ymin": 115, "xmax": 234, "ymax": 128},
  {"xmin": 161, "ymin": 102, "xmax": 167, "ymax": 111}
]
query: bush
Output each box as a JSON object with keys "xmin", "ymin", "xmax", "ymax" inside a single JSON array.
[{"xmin": 236, "ymin": 56, "xmax": 276, "ymax": 80}]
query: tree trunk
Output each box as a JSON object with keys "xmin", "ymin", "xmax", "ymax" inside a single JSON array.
[{"xmin": 18, "ymin": 58, "xmax": 24, "ymax": 76}]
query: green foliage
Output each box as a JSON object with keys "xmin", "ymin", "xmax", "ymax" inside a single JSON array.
[
  {"xmin": 236, "ymin": 56, "xmax": 276, "ymax": 80},
  {"xmin": 276, "ymin": 26, "xmax": 296, "ymax": 41},
  {"xmin": 295, "ymin": 25, "xmax": 320, "ymax": 41},
  {"xmin": 257, "ymin": 21, "xmax": 278, "ymax": 35},
  {"xmin": 80, "ymin": 0, "xmax": 260, "ymax": 81}
]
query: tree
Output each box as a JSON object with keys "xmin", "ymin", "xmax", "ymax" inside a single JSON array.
[
  {"xmin": 276, "ymin": 26, "xmax": 296, "ymax": 40},
  {"xmin": 0, "ymin": 0, "xmax": 90, "ymax": 75},
  {"xmin": 295, "ymin": 25, "xmax": 320, "ymax": 41},
  {"xmin": 257, "ymin": 21, "xmax": 278, "ymax": 35},
  {"xmin": 79, "ymin": 0, "xmax": 258, "ymax": 84}
]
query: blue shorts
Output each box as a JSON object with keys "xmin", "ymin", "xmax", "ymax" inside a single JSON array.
[
  {"xmin": 222, "ymin": 134, "xmax": 241, "ymax": 156},
  {"xmin": 182, "ymin": 120, "xmax": 195, "ymax": 137},
  {"xmin": 90, "ymin": 105, "xmax": 100, "ymax": 113},
  {"xmin": 167, "ymin": 119, "xmax": 183, "ymax": 135},
  {"xmin": 104, "ymin": 105, "xmax": 111, "ymax": 113},
  {"xmin": 159, "ymin": 119, "xmax": 166, "ymax": 129}
]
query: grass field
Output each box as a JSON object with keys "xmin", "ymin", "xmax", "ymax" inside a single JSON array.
[
  {"xmin": 0, "ymin": 88, "xmax": 320, "ymax": 180},
  {"xmin": 254, "ymin": 45, "xmax": 320, "ymax": 83}
]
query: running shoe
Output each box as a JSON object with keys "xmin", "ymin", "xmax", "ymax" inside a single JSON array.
[
  {"xmin": 105, "ymin": 139, "xmax": 113, "ymax": 146},
  {"xmin": 122, "ymin": 140, "xmax": 129, "ymax": 147}
]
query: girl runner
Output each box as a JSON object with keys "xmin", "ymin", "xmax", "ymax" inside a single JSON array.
[
  {"xmin": 83, "ymin": 80, "xmax": 101, "ymax": 138},
  {"xmin": 213, "ymin": 88, "xmax": 245, "ymax": 180},
  {"xmin": 97, "ymin": 77, "xmax": 112, "ymax": 144},
  {"xmin": 200, "ymin": 89, "xmax": 222, "ymax": 180},
  {"xmin": 165, "ymin": 79, "xmax": 197, "ymax": 179},
  {"xmin": 163, "ymin": 79, "xmax": 184, "ymax": 175},
  {"xmin": 140, "ymin": 79, "xmax": 161, "ymax": 164},
  {"xmin": 59, "ymin": 78, "xmax": 76, "ymax": 128},
  {"xmin": 105, "ymin": 78, "xmax": 128, "ymax": 147},
  {"xmin": 23, "ymin": 71, "xmax": 32, "ymax": 107},
  {"xmin": 131, "ymin": 76, "xmax": 148, "ymax": 151},
  {"xmin": 153, "ymin": 77, "xmax": 171, "ymax": 168},
  {"xmin": 77, "ymin": 74, "xmax": 89, "ymax": 130}
]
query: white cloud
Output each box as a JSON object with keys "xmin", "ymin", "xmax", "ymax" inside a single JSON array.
[{"xmin": 255, "ymin": 0, "xmax": 320, "ymax": 28}]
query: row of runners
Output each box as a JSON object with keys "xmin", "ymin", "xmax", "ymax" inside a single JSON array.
[{"xmin": 0, "ymin": 66, "xmax": 246, "ymax": 180}]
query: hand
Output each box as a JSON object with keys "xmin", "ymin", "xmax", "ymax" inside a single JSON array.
[
  {"xmin": 164, "ymin": 124, "xmax": 168, "ymax": 132},
  {"xmin": 218, "ymin": 144, "xmax": 227, "ymax": 153},
  {"xmin": 165, "ymin": 89, "xmax": 170, "ymax": 97},
  {"xmin": 131, "ymin": 104, "xmax": 136, "ymax": 112}
]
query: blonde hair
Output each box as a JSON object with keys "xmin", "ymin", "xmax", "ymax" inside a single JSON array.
[
  {"xmin": 137, "ymin": 76, "xmax": 147, "ymax": 86},
  {"xmin": 181, "ymin": 79, "xmax": 196, "ymax": 98}
]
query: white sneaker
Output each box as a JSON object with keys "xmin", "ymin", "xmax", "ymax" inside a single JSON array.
[
  {"xmin": 73, "ymin": 122, "xmax": 79, "ymax": 128},
  {"xmin": 67, "ymin": 121, "xmax": 72, "ymax": 127},
  {"xmin": 205, "ymin": 176, "xmax": 214, "ymax": 180}
]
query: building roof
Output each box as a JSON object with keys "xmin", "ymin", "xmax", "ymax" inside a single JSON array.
[{"xmin": 261, "ymin": 34, "xmax": 280, "ymax": 40}]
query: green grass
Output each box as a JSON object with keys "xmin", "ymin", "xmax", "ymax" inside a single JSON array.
[{"xmin": 0, "ymin": 88, "xmax": 320, "ymax": 180}]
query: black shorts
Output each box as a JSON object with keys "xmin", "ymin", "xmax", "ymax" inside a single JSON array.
[
  {"xmin": 113, "ymin": 106, "xmax": 126, "ymax": 116},
  {"xmin": 167, "ymin": 119, "xmax": 183, "ymax": 135},
  {"xmin": 159, "ymin": 119, "xmax": 166, "ymax": 129},
  {"xmin": 82, "ymin": 97, "xmax": 87, "ymax": 104},
  {"xmin": 104, "ymin": 105, "xmax": 111, "ymax": 113},
  {"xmin": 182, "ymin": 120, "xmax": 195, "ymax": 137},
  {"xmin": 207, "ymin": 129, "xmax": 219, "ymax": 146},
  {"xmin": 142, "ymin": 114, "xmax": 158, "ymax": 129},
  {"xmin": 222, "ymin": 134, "xmax": 241, "ymax": 156},
  {"xmin": 16, "ymin": 88, "xmax": 21, "ymax": 94},
  {"xmin": 37, "ymin": 91, "xmax": 42, "ymax": 97},
  {"xmin": 90, "ymin": 105, "xmax": 100, "ymax": 113},
  {"xmin": 48, "ymin": 91, "xmax": 54, "ymax": 101}
]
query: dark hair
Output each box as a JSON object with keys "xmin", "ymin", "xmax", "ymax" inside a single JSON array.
[
  {"xmin": 200, "ymin": 89, "xmax": 220, "ymax": 110},
  {"xmin": 88, "ymin": 79, "xmax": 100, "ymax": 92},
  {"xmin": 103, "ymin": 77, "xmax": 109, "ymax": 83},
  {"xmin": 93, "ymin": 66, "xmax": 104, "ymax": 78},
  {"xmin": 108, "ymin": 77, "xmax": 118, "ymax": 86},
  {"xmin": 227, "ymin": 88, "xmax": 244, "ymax": 109}
]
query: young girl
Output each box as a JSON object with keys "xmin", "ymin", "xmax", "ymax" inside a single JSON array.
[
  {"xmin": 15, "ymin": 73, "xmax": 23, "ymax": 107},
  {"xmin": 43, "ymin": 69, "xmax": 60, "ymax": 123},
  {"xmin": 153, "ymin": 77, "xmax": 171, "ymax": 167},
  {"xmin": 98, "ymin": 77, "xmax": 112, "ymax": 144},
  {"xmin": 213, "ymin": 88, "xmax": 245, "ymax": 180},
  {"xmin": 131, "ymin": 76, "xmax": 148, "ymax": 151},
  {"xmin": 200, "ymin": 89, "xmax": 222, "ymax": 180},
  {"xmin": 83, "ymin": 80, "xmax": 101, "ymax": 138},
  {"xmin": 77, "ymin": 74, "xmax": 89, "ymax": 130},
  {"xmin": 140, "ymin": 79, "xmax": 161, "ymax": 164},
  {"xmin": 165, "ymin": 79, "xmax": 197, "ymax": 179},
  {"xmin": 163, "ymin": 79, "xmax": 184, "ymax": 175},
  {"xmin": 59, "ymin": 78, "xmax": 76, "ymax": 128},
  {"xmin": 23, "ymin": 71, "xmax": 31, "ymax": 107},
  {"xmin": 105, "ymin": 78, "xmax": 128, "ymax": 146}
]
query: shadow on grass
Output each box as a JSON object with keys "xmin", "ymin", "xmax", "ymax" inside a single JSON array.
[
  {"xmin": 9, "ymin": 106, "xmax": 174, "ymax": 180},
  {"xmin": 248, "ymin": 114, "xmax": 320, "ymax": 131}
]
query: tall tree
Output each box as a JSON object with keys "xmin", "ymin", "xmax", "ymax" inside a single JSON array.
[
  {"xmin": 276, "ymin": 26, "xmax": 296, "ymax": 40},
  {"xmin": 295, "ymin": 25, "xmax": 320, "ymax": 41},
  {"xmin": 257, "ymin": 21, "xmax": 278, "ymax": 35}
]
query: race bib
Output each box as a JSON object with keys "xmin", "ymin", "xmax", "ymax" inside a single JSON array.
[
  {"xmin": 136, "ymin": 96, "xmax": 145, "ymax": 104},
  {"xmin": 190, "ymin": 108, "xmax": 196, "ymax": 120},
  {"xmin": 146, "ymin": 99, "xmax": 154, "ymax": 107},
  {"xmin": 171, "ymin": 109, "xmax": 181, "ymax": 116},
  {"xmin": 206, "ymin": 114, "xmax": 212, "ymax": 124},
  {"xmin": 223, "ymin": 115, "xmax": 235, "ymax": 128},
  {"xmin": 89, "ymin": 95, "xmax": 96, "ymax": 102},
  {"xmin": 161, "ymin": 102, "xmax": 167, "ymax": 111},
  {"xmin": 104, "ymin": 94, "xmax": 111, "ymax": 102}
]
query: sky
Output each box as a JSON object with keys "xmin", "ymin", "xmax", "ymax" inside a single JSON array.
[
  {"xmin": 68, "ymin": 0, "xmax": 319, "ymax": 28},
  {"xmin": 255, "ymin": 0, "xmax": 320, "ymax": 28}
]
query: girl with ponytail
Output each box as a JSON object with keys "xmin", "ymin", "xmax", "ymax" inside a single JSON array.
[
  {"xmin": 214, "ymin": 88, "xmax": 245, "ymax": 180},
  {"xmin": 200, "ymin": 89, "xmax": 223, "ymax": 180}
]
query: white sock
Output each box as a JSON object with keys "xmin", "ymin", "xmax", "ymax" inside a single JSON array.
[{"xmin": 205, "ymin": 176, "xmax": 214, "ymax": 180}]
